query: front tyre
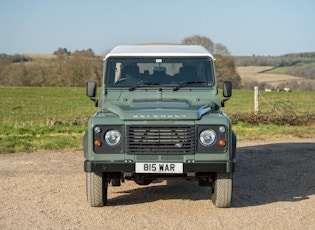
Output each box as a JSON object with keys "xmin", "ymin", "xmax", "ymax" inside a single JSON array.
[
  {"xmin": 211, "ymin": 172, "xmax": 233, "ymax": 208},
  {"xmin": 86, "ymin": 172, "xmax": 108, "ymax": 207}
]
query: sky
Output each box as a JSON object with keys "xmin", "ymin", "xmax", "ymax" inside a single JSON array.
[{"xmin": 0, "ymin": 0, "xmax": 314, "ymax": 56}]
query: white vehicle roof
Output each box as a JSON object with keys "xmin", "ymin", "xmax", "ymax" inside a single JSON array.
[{"xmin": 104, "ymin": 45, "xmax": 215, "ymax": 60}]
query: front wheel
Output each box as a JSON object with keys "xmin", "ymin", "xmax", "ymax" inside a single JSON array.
[
  {"xmin": 86, "ymin": 172, "xmax": 108, "ymax": 207},
  {"xmin": 211, "ymin": 172, "xmax": 233, "ymax": 208}
]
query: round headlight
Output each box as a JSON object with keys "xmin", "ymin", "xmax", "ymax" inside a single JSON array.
[
  {"xmin": 199, "ymin": 129, "xmax": 216, "ymax": 146},
  {"xmin": 105, "ymin": 129, "xmax": 121, "ymax": 146}
]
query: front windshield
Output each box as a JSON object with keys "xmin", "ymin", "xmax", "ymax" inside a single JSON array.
[{"xmin": 105, "ymin": 57, "xmax": 214, "ymax": 88}]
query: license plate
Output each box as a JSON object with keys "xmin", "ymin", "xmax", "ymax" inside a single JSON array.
[{"xmin": 136, "ymin": 163, "xmax": 183, "ymax": 173}]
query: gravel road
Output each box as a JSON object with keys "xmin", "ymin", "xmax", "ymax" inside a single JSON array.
[{"xmin": 1, "ymin": 138, "xmax": 314, "ymax": 229}]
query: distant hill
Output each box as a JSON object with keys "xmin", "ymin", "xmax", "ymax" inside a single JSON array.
[
  {"xmin": 236, "ymin": 66, "xmax": 314, "ymax": 91},
  {"xmin": 233, "ymin": 52, "xmax": 315, "ymax": 81}
]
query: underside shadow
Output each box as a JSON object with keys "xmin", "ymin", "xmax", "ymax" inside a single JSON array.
[{"xmin": 107, "ymin": 142, "xmax": 315, "ymax": 207}]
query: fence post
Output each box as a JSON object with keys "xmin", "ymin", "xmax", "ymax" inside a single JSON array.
[{"xmin": 254, "ymin": 86, "xmax": 259, "ymax": 115}]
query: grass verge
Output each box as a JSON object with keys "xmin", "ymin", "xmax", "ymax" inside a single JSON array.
[
  {"xmin": 0, "ymin": 125, "xmax": 86, "ymax": 153},
  {"xmin": 233, "ymin": 122, "xmax": 315, "ymax": 141}
]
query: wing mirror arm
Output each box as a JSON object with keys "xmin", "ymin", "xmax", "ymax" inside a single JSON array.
[
  {"xmin": 221, "ymin": 97, "xmax": 230, "ymax": 107},
  {"xmin": 90, "ymin": 98, "xmax": 99, "ymax": 107},
  {"xmin": 86, "ymin": 82, "xmax": 98, "ymax": 107}
]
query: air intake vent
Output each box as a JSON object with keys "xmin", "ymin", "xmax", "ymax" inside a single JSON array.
[{"xmin": 127, "ymin": 126, "xmax": 195, "ymax": 154}]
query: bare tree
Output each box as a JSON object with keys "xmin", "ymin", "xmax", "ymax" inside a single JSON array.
[
  {"xmin": 182, "ymin": 35, "xmax": 215, "ymax": 53},
  {"xmin": 182, "ymin": 35, "xmax": 241, "ymax": 89},
  {"xmin": 213, "ymin": 43, "xmax": 230, "ymax": 56}
]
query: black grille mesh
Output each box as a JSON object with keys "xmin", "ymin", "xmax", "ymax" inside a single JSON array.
[{"xmin": 127, "ymin": 126, "xmax": 195, "ymax": 154}]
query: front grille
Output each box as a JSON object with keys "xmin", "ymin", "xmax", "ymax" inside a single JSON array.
[{"xmin": 127, "ymin": 125, "xmax": 195, "ymax": 154}]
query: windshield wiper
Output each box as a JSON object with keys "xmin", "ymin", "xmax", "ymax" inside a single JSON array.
[
  {"xmin": 129, "ymin": 81, "xmax": 163, "ymax": 91},
  {"xmin": 173, "ymin": 81, "xmax": 205, "ymax": 91}
]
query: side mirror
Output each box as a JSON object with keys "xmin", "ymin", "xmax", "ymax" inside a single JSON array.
[
  {"xmin": 221, "ymin": 81, "xmax": 232, "ymax": 107},
  {"xmin": 86, "ymin": 82, "xmax": 98, "ymax": 107},
  {"xmin": 223, "ymin": 81, "xmax": 232, "ymax": 98},
  {"xmin": 86, "ymin": 82, "xmax": 97, "ymax": 97}
]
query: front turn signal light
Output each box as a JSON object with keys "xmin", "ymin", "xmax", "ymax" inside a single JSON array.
[
  {"xmin": 94, "ymin": 139, "xmax": 102, "ymax": 147},
  {"xmin": 219, "ymin": 140, "xmax": 226, "ymax": 147}
]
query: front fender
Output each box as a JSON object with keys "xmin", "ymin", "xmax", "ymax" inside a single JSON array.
[
  {"xmin": 83, "ymin": 131, "xmax": 88, "ymax": 159},
  {"xmin": 232, "ymin": 131, "xmax": 237, "ymax": 159}
]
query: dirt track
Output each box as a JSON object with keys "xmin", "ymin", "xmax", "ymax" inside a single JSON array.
[{"xmin": 1, "ymin": 138, "xmax": 315, "ymax": 229}]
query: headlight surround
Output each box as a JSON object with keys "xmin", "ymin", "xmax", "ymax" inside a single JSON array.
[
  {"xmin": 199, "ymin": 129, "xmax": 216, "ymax": 146},
  {"xmin": 105, "ymin": 129, "xmax": 121, "ymax": 146}
]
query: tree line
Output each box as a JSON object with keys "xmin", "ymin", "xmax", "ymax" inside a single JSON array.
[
  {"xmin": 0, "ymin": 35, "xmax": 240, "ymax": 88},
  {"xmin": 235, "ymin": 52, "xmax": 315, "ymax": 67},
  {"xmin": 0, "ymin": 49, "xmax": 102, "ymax": 87}
]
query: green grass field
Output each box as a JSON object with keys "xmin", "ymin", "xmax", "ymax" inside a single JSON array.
[
  {"xmin": 0, "ymin": 87, "xmax": 98, "ymax": 153},
  {"xmin": 0, "ymin": 87, "xmax": 314, "ymax": 153}
]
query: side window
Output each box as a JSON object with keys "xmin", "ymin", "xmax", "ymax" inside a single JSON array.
[
  {"xmin": 105, "ymin": 60, "xmax": 117, "ymax": 86},
  {"xmin": 195, "ymin": 60, "xmax": 213, "ymax": 85},
  {"xmin": 195, "ymin": 62, "xmax": 206, "ymax": 82},
  {"xmin": 115, "ymin": 63, "xmax": 122, "ymax": 82}
]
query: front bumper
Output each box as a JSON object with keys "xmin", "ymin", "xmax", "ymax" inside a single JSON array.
[{"xmin": 84, "ymin": 160, "xmax": 235, "ymax": 173}]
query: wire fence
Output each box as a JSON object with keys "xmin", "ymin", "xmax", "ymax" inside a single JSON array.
[{"xmin": 229, "ymin": 88, "xmax": 315, "ymax": 126}]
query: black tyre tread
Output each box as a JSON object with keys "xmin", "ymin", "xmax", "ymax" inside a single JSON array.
[
  {"xmin": 212, "ymin": 172, "xmax": 232, "ymax": 208},
  {"xmin": 86, "ymin": 172, "xmax": 107, "ymax": 207}
]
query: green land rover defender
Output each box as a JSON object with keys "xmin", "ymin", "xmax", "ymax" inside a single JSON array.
[{"xmin": 84, "ymin": 45, "xmax": 236, "ymax": 208}]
